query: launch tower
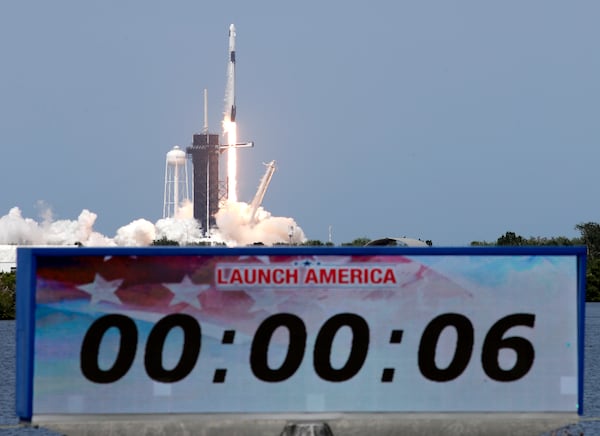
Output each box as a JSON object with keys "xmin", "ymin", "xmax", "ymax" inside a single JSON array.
[{"xmin": 187, "ymin": 131, "xmax": 220, "ymax": 234}]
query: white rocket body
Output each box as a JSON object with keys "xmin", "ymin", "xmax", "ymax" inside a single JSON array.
[{"xmin": 225, "ymin": 24, "xmax": 236, "ymax": 122}]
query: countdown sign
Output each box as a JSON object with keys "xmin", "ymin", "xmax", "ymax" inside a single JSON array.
[{"xmin": 16, "ymin": 246, "xmax": 586, "ymax": 420}]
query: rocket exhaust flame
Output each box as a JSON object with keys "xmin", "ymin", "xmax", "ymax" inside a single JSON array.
[{"xmin": 224, "ymin": 121, "xmax": 237, "ymax": 202}]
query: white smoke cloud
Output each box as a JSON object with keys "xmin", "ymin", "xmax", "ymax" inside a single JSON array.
[
  {"xmin": 113, "ymin": 219, "xmax": 156, "ymax": 246},
  {"xmin": 0, "ymin": 207, "xmax": 45, "ymax": 245},
  {"xmin": 216, "ymin": 199, "xmax": 306, "ymax": 246},
  {"xmin": 0, "ymin": 207, "xmax": 114, "ymax": 246},
  {"xmin": 0, "ymin": 200, "xmax": 306, "ymax": 247},
  {"xmin": 155, "ymin": 217, "xmax": 206, "ymax": 245},
  {"xmin": 174, "ymin": 199, "xmax": 194, "ymax": 220}
]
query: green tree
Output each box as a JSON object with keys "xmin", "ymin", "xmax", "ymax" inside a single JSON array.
[
  {"xmin": 576, "ymin": 222, "xmax": 600, "ymax": 259},
  {"xmin": 0, "ymin": 271, "xmax": 16, "ymax": 320},
  {"xmin": 151, "ymin": 237, "xmax": 180, "ymax": 246},
  {"xmin": 497, "ymin": 231, "xmax": 524, "ymax": 246},
  {"xmin": 470, "ymin": 240, "xmax": 495, "ymax": 246},
  {"xmin": 576, "ymin": 222, "xmax": 600, "ymax": 301},
  {"xmin": 586, "ymin": 258, "xmax": 600, "ymax": 302},
  {"xmin": 524, "ymin": 236, "xmax": 579, "ymax": 246},
  {"xmin": 301, "ymin": 240, "xmax": 325, "ymax": 246},
  {"xmin": 341, "ymin": 237, "xmax": 371, "ymax": 246}
]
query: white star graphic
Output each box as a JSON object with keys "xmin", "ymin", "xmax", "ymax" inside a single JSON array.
[
  {"xmin": 238, "ymin": 255, "xmax": 271, "ymax": 264},
  {"xmin": 248, "ymin": 290, "xmax": 284, "ymax": 313},
  {"xmin": 164, "ymin": 275, "xmax": 211, "ymax": 310},
  {"xmin": 77, "ymin": 274, "xmax": 123, "ymax": 305}
]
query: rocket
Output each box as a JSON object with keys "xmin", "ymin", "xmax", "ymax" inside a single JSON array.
[
  {"xmin": 220, "ymin": 23, "xmax": 254, "ymax": 150},
  {"xmin": 225, "ymin": 24, "xmax": 236, "ymax": 122}
]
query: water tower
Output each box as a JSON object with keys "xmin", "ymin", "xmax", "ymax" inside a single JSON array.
[{"xmin": 163, "ymin": 145, "xmax": 190, "ymax": 218}]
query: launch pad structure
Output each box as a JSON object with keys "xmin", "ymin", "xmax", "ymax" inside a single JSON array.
[
  {"xmin": 186, "ymin": 132, "xmax": 221, "ymax": 233},
  {"xmin": 186, "ymin": 128, "xmax": 254, "ymax": 235}
]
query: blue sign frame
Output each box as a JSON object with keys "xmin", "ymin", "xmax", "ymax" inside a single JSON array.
[{"xmin": 16, "ymin": 245, "xmax": 587, "ymax": 420}]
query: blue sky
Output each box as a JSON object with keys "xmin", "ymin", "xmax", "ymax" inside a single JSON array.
[{"xmin": 1, "ymin": 1, "xmax": 598, "ymax": 246}]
